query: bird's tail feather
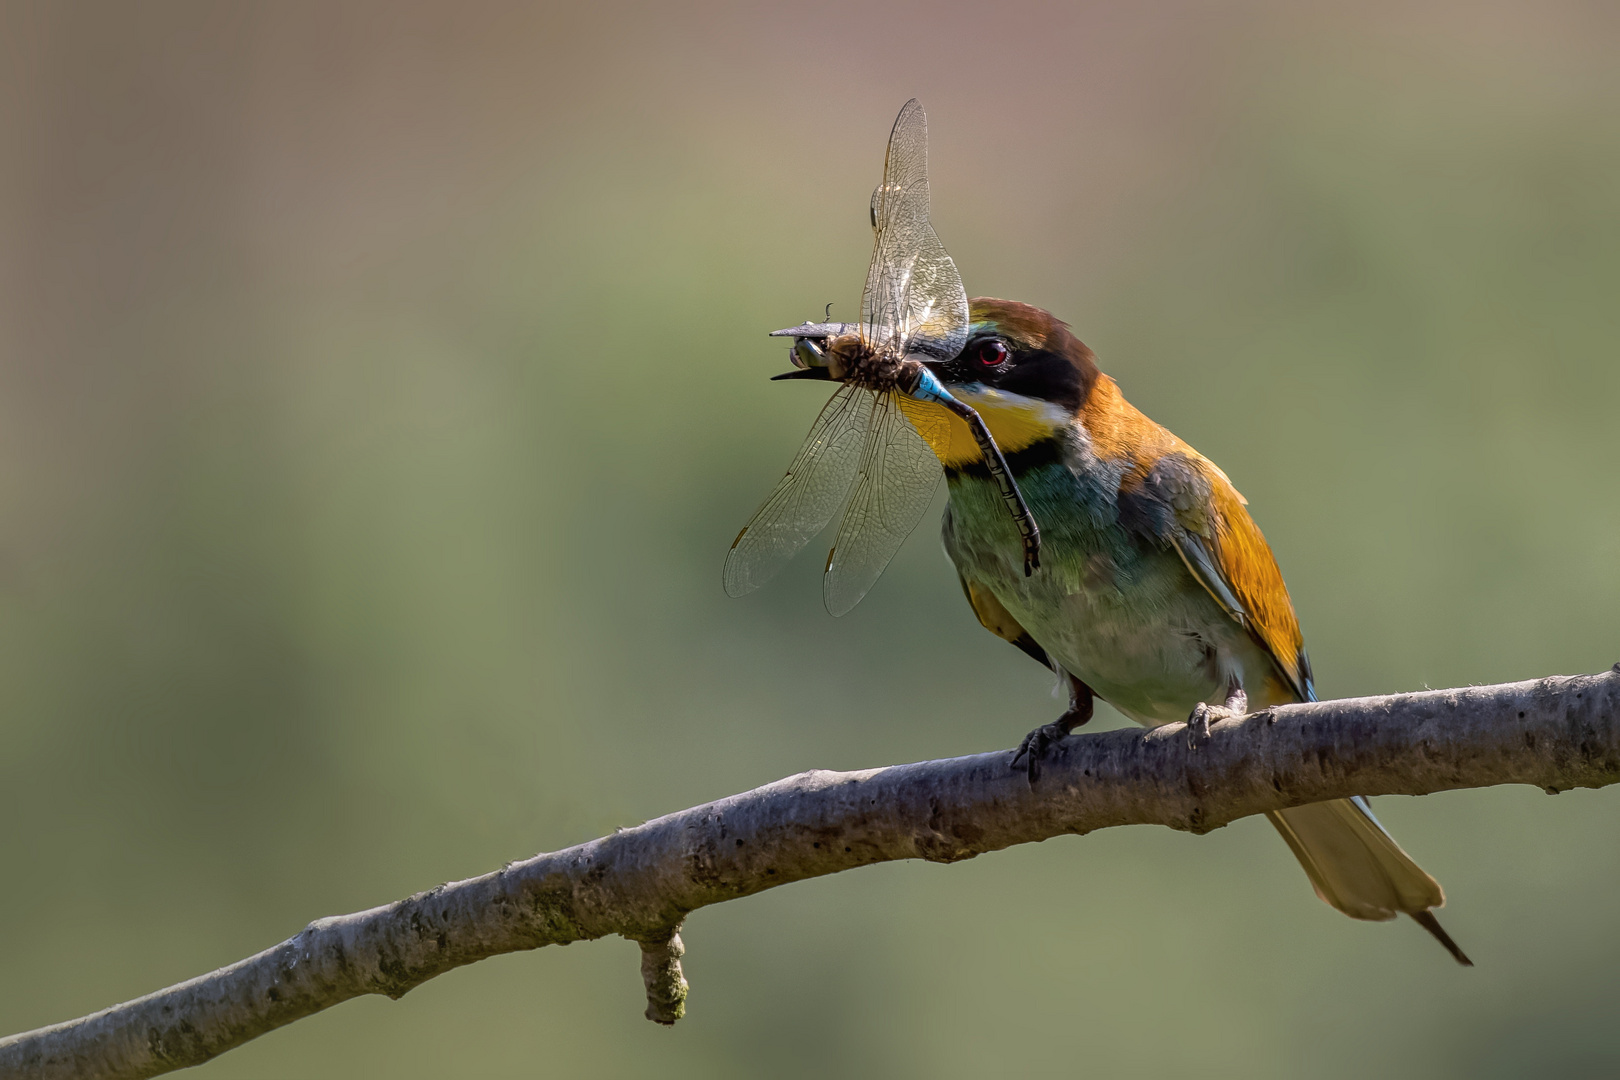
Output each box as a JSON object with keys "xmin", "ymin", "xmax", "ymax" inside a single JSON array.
[{"xmin": 1266, "ymin": 797, "xmax": 1472, "ymax": 965}]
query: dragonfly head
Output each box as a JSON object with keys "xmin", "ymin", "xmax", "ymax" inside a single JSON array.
[{"xmin": 768, "ymin": 321, "xmax": 866, "ymax": 382}]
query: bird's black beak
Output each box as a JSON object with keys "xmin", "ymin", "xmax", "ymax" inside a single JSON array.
[
  {"xmin": 770, "ymin": 367, "xmax": 832, "ymax": 382},
  {"xmin": 770, "ymin": 321, "xmax": 859, "ymax": 342}
]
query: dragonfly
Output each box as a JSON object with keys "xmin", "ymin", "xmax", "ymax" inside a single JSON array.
[{"xmin": 723, "ymin": 98, "xmax": 1041, "ymax": 616}]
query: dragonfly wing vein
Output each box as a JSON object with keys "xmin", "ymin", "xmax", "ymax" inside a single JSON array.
[
  {"xmin": 723, "ymin": 385, "xmax": 872, "ymax": 597},
  {"xmin": 823, "ymin": 391, "xmax": 943, "ymax": 616},
  {"xmin": 862, "ymin": 99, "xmax": 967, "ymax": 364}
]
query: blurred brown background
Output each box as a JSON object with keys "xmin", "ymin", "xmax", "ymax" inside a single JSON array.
[{"xmin": 2, "ymin": 1, "xmax": 1618, "ymax": 1076}]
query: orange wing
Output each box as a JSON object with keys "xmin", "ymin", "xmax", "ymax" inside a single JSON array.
[
  {"xmin": 1168, "ymin": 458, "xmax": 1314, "ymax": 702},
  {"xmin": 1089, "ymin": 376, "xmax": 1314, "ymax": 702},
  {"xmin": 956, "ymin": 572, "xmax": 1053, "ymax": 671}
]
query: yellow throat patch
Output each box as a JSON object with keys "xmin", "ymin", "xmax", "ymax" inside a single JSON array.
[{"xmin": 898, "ymin": 388, "xmax": 1071, "ymax": 469}]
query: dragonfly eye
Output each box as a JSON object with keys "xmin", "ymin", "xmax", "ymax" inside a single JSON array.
[{"xmin": 975, "ymin": 340, "xmax": 1010, "ymax": 373}]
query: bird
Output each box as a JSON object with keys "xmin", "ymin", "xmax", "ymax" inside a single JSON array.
[{"xmin": 900, "ymin": 296, "xmax": 1472, "ymax": 965}]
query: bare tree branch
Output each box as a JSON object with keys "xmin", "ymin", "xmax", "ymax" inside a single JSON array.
[{"xmin": 3, "ymin": 669, "xmax": 1618, "ymax": 1079}]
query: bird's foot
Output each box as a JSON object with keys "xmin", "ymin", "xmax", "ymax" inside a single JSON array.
[
  {"xmin": 1011, "ymin": 709, "xmax": 1086, "ymax": 784},
  {"xmin": 1185, "ymin": 702, "xmax": 1241, "ymax": 750},
  {"xmin": 1011, "ymin": 722, "xmax": 1069, "ymax": 782},
  {"xmin": 1186, "ymin": 681, "xmax": 1248, "ymax": 750}
]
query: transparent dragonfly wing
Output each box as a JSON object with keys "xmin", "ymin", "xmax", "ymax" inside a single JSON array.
[
  {"xmin": 823, "ymin": 390, "xmax": 950, "ymax": 616},
  {"xmin": 727, "ymin": 101, "xmax": 970, "ymax": 613},
  {"xmin": 861, "ymin": 99, "xmax": 969, "ymax": 363},
  {"xmin": 723, "ymin": 384, "xmax": 871, "ymax": 597}
]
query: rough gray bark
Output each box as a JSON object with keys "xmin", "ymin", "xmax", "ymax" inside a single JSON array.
[{"xmin": 3, "ymin": 668, "xmax": 1618, "ymax": 1079}]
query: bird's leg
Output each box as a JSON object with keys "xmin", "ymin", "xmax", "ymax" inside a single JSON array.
[
  {"xmin": 1187, "ymin": 674, "xmax": 1248, "ymax": 749},
  {"xmin": 1225, "ymin": 683, "xmax": 1247, "ymax": 715},
  {"xmin": 1012, "ymin": 674, "xmax": 1095, "ymax": 783}
]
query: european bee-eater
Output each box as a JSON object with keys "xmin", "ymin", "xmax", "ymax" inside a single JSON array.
[{"xmin": 902, "ymin": 297, "xmax": 1471, "ymax": 965}]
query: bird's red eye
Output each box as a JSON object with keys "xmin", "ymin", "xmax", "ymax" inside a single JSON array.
[{"xmin": 977, "ymin": 341, "xmax": 1009, "ymax": 370}]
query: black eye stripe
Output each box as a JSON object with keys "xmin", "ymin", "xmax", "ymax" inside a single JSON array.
[{"xmin": 996, "ymin": 350, "xmax": 1084, "ymax": 413}]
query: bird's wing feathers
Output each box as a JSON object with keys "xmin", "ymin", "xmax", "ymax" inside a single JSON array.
[
  {"xmin": 1123, "ymin": 450, "xmax": 1313, "ymax": 702},
  {"xmin": 956, "ymin": 572, "xmax": 1053, "ymax": 670}
]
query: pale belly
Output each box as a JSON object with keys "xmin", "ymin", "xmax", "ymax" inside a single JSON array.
[
  {"xmin": 1009, "ymin": 560, "xmax": 1284, "ymax": 727},
  {"xmin": 944, "ymin": 471, "xmax": 1288, "ymax": 728}
]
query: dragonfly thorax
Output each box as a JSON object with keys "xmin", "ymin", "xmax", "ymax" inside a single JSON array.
[{"xmin": 825, "ymin": 332, "xmax": 920, "ymax": 394}]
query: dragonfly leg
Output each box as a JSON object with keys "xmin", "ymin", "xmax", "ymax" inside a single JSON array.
[
  {"xmin": 954, "ymin": 403, "xmax": 1041, "ymax": 575},
  {"xmin": 1011, "ymin": 673, "xmax": 1094, "ymax": 784},
  {"xmin": 905, "ymin": 366, "xmax": 1041, "ymax": 574}
]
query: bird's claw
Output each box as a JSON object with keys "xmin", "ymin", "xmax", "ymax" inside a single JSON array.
[
  {"xmin": 1185, "ymin": 702, "xmax": 1240, "ymax": 750},
  {"xmin": 1186, "ymin": 702, "xmax": 1213, "ymax": 749},
  {"xmin": 1011, "ymin": 720, "xmax": 1072, "ymax": 783}
]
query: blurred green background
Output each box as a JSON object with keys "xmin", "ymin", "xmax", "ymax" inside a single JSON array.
[{"xmin": 2, "ymin": 2, "xmax": 1618, "ymax": 1076}]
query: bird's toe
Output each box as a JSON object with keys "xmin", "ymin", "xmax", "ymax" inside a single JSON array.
[
  {"xmin": 1186, "ymin": 702, "xmax": 1213, "ymax": 749},
  {"xmin": 1011, "ymin": 710, "xmax": 1088, "ymax": 784}
]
